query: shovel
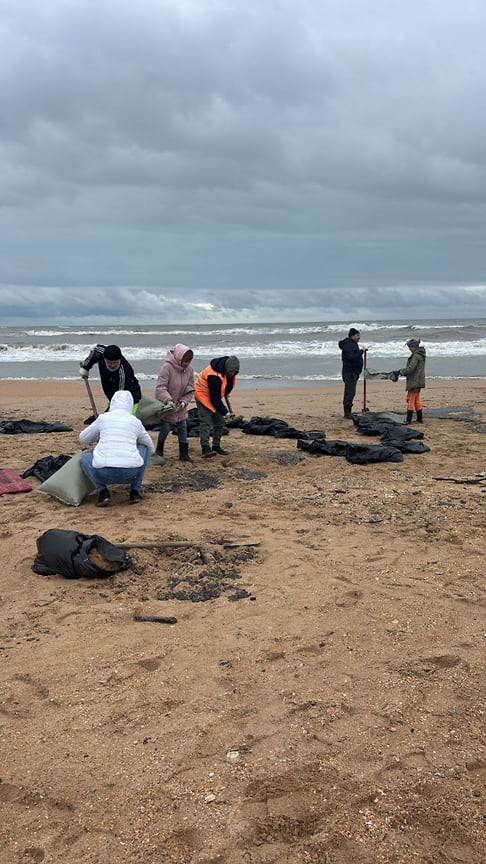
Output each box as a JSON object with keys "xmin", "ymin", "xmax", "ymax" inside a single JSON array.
[
  {"xmin": 83, "ymin": 378, "xmax": 99, "ymax": 419},
  {"xmin": 362, "ymin": 348, "xmax": 369, "ymax": 413}
]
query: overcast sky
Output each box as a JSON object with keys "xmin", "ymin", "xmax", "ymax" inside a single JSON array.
[{"xmin": 1, "ymin": 0, "xmax": 486, "ymax": 323}]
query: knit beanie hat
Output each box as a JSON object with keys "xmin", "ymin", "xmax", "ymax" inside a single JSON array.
[
  {"xmin": 406, "ymin": 339, "xmax": 421, "ymax": 350},
  {"xmin": 104, "ymin": 344, "xmax": 122, "ymax": 360},
  {"xmin": 348, "ymin": 328, "xmax": 360, "ymax": 338},
  {"xmin": 225, "ymin": 355, "xmax": 240, "ymax": 374}
]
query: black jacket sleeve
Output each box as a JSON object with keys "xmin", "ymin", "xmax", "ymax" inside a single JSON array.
[
  {"xmin": 82, "ymin": 344, "xmax": 105, "ymax": 371},
  {"xmin": 225, "ymin": 376, "xmax": 236, "ymax": 397},
  {"xmin": 207, "ymin": 375, "xmax": 228, "ymax": 415}
]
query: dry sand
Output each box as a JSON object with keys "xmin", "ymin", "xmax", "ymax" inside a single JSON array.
[{"xmin": 1, "ymin": 378, "xmax": 485, "ymax": 864}]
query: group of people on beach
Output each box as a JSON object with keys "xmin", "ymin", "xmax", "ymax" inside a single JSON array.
[
  {"xmin": 77, "ymin": 333, "xmax": 425, "ymax": 507},
  {"xmin": 78, "ymin": 344, "xmax": 240, "ymax": 506},
  {"xmin": 338, "ymin": 327, "xmax": 426, "ymax": 421}
]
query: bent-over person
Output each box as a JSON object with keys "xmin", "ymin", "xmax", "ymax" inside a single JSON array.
[
  {"xmin": 194, "ymin": 356, "xmax": 240, "ymax": 457},
  {"xmin": 79, "ymin": 344, "xmax": 142, "ymax": 409}
]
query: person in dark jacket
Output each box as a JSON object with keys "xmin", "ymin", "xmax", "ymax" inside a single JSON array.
[
  {"xmin": 393, "ymin": 339, "xmax": 426, "ymax": 424},
  {"xmin": 338, "ymin": 328, "xmax": 364, "ymax": 418},
  {"xmin": 79, "ymin": 344, "xmax": 142, "ymax": 408},
  {"xmin": 194, "ymin": 355, "xmax": 240, "ymax": 457}
]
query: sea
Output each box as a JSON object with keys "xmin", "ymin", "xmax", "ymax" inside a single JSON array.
[{"xmin": 0, "ymin": 319, "xmax": 485, "ymax": 389}]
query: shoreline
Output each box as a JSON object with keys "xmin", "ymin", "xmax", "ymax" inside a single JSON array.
[
  {"xmin": 1, "ymin": 376, "xmax": 485, "ymax": 397},
  {"xmin": 1, "ymin": 378, "xmax": 485, "ymax": 438}
]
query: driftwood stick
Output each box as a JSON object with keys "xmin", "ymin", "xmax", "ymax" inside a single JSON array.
[
  {"xmin": 133, "ymin": 614, "xmax": 177, "ymax": 624},
  {"xmin": 119, "ymin": 541, "xmax": 200, "ymax": 549},
  {"xmin": 433, "ymin": 476, "xmax": 486, "ymax": 485},
  {"xmin": 218, "ymin": 540, "xmax": 261, "ymax": 548},
  {"xmin": 118, "ymin": 539, "xmax": 261, "ymax": 549}
]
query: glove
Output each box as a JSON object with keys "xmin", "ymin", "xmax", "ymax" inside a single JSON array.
[
  {"xmin": 163, "ymin": 400, "xmax": 175, "ymax": 409},
  {"xmin": 179, "ymin": 401, "xmax": 186, "ymax": 408},
  {"xmin": 79, "ymin": 366, "xmax": 89, "ymax": 379},
  {"xmin": 393, "ymin": 370, "xmax": 400, "ymax": 377}
]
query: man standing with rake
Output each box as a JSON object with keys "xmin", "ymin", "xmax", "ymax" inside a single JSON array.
[{"xmin": 338, "ymin": 328, "xmax": 364, "ymax": 418}]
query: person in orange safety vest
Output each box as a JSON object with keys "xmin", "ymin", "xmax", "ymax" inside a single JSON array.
[{"xmin": 194, "ymin": 355, "xmax": 240, "ymax": 457}]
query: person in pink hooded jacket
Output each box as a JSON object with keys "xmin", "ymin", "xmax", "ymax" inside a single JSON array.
[{"xmin": 154, "ymin": 344, "xmax": 195, "ymax": 462}]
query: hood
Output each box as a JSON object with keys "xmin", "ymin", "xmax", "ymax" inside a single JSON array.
[
  {"xmin": 109, "ymin": 390, "xmax": 134, "ymax": 413},
  {"xmin": 338, "ymin": 338, "xmax": 353, "ymax": 349},
  {"xmin": 166, "ymin": 343, "xmax": 192, "ymax": 367},
  {"xmin": 414, "ymin": 347, "xmax": 426, "ymax": 358},
  {"xmin": 210, "ymin": 355, "xmax": 239, "ymax": 375},
  {"xmin": 210, "ymin": 356, "xmax": 230, "ymax": 375},
  {"xmin": 225, "ymin": 355, "xmax": 240, "ymax": 374}
]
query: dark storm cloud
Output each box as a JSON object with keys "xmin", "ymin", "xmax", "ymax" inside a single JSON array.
[{"xmin": 0, "ymin": 0, "xmax": 485, "ymax": 322}]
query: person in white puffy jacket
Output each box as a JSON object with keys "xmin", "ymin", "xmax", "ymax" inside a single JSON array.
[{"xmin": 79, "ymin": 390, "xmax": 155, "ymax": 507}]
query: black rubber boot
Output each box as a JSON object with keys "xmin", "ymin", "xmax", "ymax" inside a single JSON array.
[
  {"xmin": 202, "ymin": 445, "xmax": 217, "ymax": 458},
  {"xmin": 406, "ymin": 410, "xmax": 413, "ymax": 424},
  {"xmin": 416, "ymin": 410, "xmax": 423, "ymax": 423},
  {"xmin": 212, "ymin": 444, "xmax": 229, "ymax": 455},
  {"xmin": 155, "ymin": 438, "xmax": 165, "ymax": 457},
  {"xmin": 179, "ymin": 442, "xmax": 193, "ymax": 462},
  {"xmin": 96, "ymin": 488, "xmax": 111, "ymax": 508}
]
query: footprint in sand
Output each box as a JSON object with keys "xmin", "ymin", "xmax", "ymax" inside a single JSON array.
[
  {"xmin": 136, "ymin": 657, "xmax": 162, "ymax": 671},
  {"xmin": 23, "ymin": 848, "xmax": 45, "ymax": 863},
  {"xmin": 335, "ymin": 589, "xmax": 363, "ymax": 608}
]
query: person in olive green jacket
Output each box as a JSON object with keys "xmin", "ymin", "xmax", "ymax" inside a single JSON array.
[{"xmin": 393, "ymin": 339, "xmax": 426, "ymax": 424}]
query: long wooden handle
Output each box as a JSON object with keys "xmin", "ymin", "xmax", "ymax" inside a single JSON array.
[
  {"xmin": 84, "ymin": 378, "xmax": 99, "ymax": 418},
  {"xmin": 118, "ymin": 539, "xmax": 260, "ymax": 549},
  {"xmin": 119, "ymin": 541, "xmax": 199, "ymax": 549},
  {"xmin": 362, "ymin": 348, "xmax": 368, "ymax": 412}
]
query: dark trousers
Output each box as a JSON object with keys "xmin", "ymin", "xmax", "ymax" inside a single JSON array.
[
  {"xmin": 195, "ymin": 399, "xmax": 225, "ymax": 448},
  {"xmin": 342, "ymin": 371, "xmax": 359, "ymax": 414},
  {"xmin": 156, "ymin": 419, "xmax": 188, "ymax": 451}
]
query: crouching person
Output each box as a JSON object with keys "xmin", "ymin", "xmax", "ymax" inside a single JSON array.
[{"xmin": 79, "ymin": 390, "xmax": 155, "ymax": 507}]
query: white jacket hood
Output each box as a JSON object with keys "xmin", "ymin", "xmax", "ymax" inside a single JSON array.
[{"xmin": 109, "ymin": 390, "xmax": 134, "ymax": 413}]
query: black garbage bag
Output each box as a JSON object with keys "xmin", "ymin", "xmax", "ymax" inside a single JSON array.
[
  {"xmin": 32, "ymin": 529, "xmax": 131, "ymax": 579},
  {"xmin": 353, "ymin": 416, "xmax": 402, "ymax": 436},
  {"xmin": 241, "ymin": 416, "xmax": 288, "ymax": 435},
  {"xmin": 387, "ymin": 439, "xmax": 430, "ymax": 454},
  {"xmin": 241, "ymin": 416, "xmax": 325, "ymax": 440},
  {"xmin": 380, "ymin": 427, "xmax": 429, "ymax": 453},
  {"xmin": 380, "ymin": 427, "xmax": 424, "ymax": 442},
  {"xmin": 297, "ymin": 438, "xmax": 348, "ymax": 456},
  {"xmin": 0, "ymin": 419, "xmax": 73, "ymax": 434},
  {"xmin": 22, "ymin": 454, "xmax": 72, "ymax": 482},
  {"xmin": 345, "ymin": 443, "xmax": 404, "ymax": 464}
]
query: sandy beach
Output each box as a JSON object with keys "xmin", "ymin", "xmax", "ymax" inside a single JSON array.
[{"xmin": 1, "ymin": 378, "xmax": 485, "ymax": 864}]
